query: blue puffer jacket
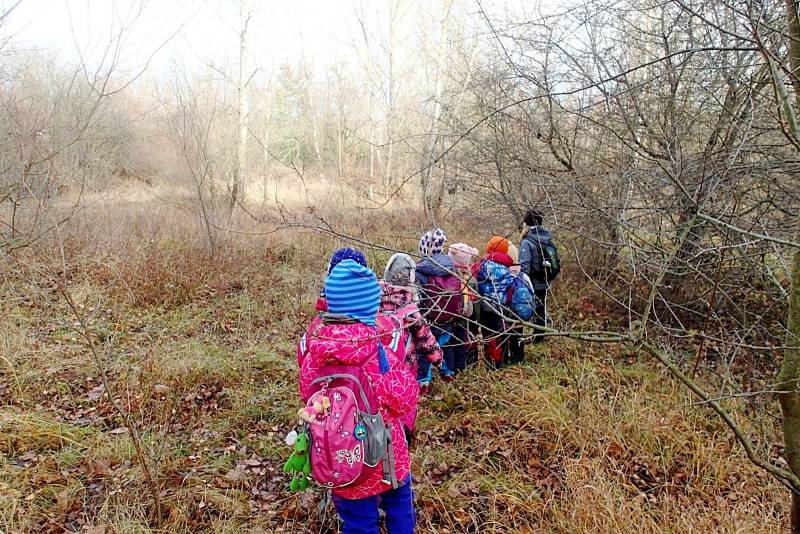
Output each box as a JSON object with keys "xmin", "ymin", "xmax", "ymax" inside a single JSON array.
[
  {"xmin": 415, "ymin": 254, "xmax": 455, "ymax": 316},
  {"xmin": 476, "ymin": 260, "xmax": 514, "ymax": 306}
]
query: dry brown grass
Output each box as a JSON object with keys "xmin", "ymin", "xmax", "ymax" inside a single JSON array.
[{"xmin": 0, "ymin": 186, "xmax": 789, "ymax": 532}]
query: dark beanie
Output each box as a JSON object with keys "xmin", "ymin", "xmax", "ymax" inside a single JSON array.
[
  {"xmin": 524, "ymin": 209, "xmax": 543, "ymax": 227},
  {"xmin": 327, "ymin": 247, "xmax": 368, "ymax": 275}
]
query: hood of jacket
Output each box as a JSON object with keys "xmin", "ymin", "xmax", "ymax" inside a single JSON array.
[
  {"xmin": 523, "ymin": 226, "xmax": 553, "ymax": 244},
  {"xmin": 415, "ymin": 253, "xmax": 455, "ymax": 277},
  {"xmin": 304, "ymin": 316, "xmax": 380, "ymax": 367},
  {"xmin": 484, "ymin": 251, "xmax": 514, "ymax": 267},
  {"xmin": 384, "ymin": 253, "xmax": 416, "ymax": 286}
]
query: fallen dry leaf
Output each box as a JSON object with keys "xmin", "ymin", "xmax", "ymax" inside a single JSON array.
[
  {"xmin": 87, "ymin": 385, "xmax": 105, "ymax": 401},
  {"xmin": 56, "ymin": 488, "xmax": 81, "ymax": 513},
  {"xmin": 607, "ymin": 441, "xmax": 623, "ymax": 459},
  {"xmin": 225, "ymin": 466, "xmax": 246, "ymax": 481},
  {"xmin": 18, "ymin": 451, "xmax": 38, "ymax": 462}
]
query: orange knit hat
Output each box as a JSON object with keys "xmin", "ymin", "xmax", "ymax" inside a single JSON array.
[{"xmin": 486, "ymin": 235, "xmax": 510, "ymax": 255}]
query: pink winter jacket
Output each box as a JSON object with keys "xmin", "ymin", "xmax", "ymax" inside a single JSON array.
[{"xmin": 297, "ymin": 316, "xmax": 418, "ymax": 500}]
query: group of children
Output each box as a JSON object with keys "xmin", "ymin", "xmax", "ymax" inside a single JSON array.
[{"xmin": 292, "ymin": 210, "xmax": 559, "ymax": 534}]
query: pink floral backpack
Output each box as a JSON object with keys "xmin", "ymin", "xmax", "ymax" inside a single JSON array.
[{"xmin": 299, "ymin": 317, "xmax": 400, "ymax": 490}]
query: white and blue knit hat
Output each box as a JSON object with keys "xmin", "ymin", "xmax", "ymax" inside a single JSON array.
[
  {"xmin": 419, "ymin": 228, "xmax": 447, "ymax": 257},
  {"xmin": 324, "ymin": 259, "xmax": 382, "ymax": 326}
]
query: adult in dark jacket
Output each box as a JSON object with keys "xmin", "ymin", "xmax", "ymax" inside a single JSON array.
[{"xmin": 519, "ymin": 210, "xmax": 558, "ymax": 342}]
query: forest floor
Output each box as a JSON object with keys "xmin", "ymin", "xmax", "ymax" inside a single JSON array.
[{"xmin": 0, "ymin": 197, "xmax": 790, "ymax": 533}]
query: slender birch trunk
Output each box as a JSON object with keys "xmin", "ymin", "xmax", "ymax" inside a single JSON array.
[
  {"xmin": 778, "ymin": 1, "xmax": 800, "ymax": 530},
  {"xmin": 232, "ymin": 0, "xmax": 250, "ymax": 213}
]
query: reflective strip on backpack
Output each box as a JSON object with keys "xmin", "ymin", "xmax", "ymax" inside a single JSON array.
[{"xmin": 388, "ymin": 327, "xmax": 402, "ymax": 352}]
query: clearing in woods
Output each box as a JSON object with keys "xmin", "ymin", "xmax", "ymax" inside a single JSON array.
[{"xmin": 0, "ymin": 192, "xmax": 788, "ymax": 533}]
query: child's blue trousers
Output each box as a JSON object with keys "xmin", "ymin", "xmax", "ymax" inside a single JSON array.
[
  {"xmin": 417, "ymin": 326, "xmax": 453, "ymax": 382},
  {"xmin": 450, "ymin": 319, "xmax": 469, "ymax": 373},
  {"xmin": 332, "ymin": 477, "xmax": 415, "ymax": 534}
]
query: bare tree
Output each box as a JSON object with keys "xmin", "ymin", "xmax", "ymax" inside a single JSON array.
[
  {"xmin": 777, "ymin": 0, "xmax": 800, "ymax": 529},
  {"xmin": 232, "ymin": 0, "xmax": 252, "ymax": 213},
  {"xmin": 444, "ymin": 0, "xmax": 800, "ymax": 524},
  {"xmin": 421, "ymin": 0, "xmax": 453, "ymax": 224}
]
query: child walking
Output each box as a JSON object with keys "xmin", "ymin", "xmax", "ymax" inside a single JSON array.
[
  {"xmin": 380, "ymin": 253, "xmax": 443, "ymax": 437},
  {"xmin": 475, "ymin": 236, "xmax": 514, "ymax": 368},
  {"xmin": 298, "ymin": 259, "xmax": 417, "ymax": 534},
  {"xmin": 447, "ymin": 243, "xmax": 479, "ymax": 373},
  {"xmin": 506, "ymin": 243, "xmax": 526, "ymax": 365},
  {"xmin": 415, "ymin": 229, "xmax": 463, "ymax": 390}
]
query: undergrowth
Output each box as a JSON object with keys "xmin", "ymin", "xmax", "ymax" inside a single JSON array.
[{"xmin": 0, "ymin": 208, "xmax": 789, "ymax": 533}]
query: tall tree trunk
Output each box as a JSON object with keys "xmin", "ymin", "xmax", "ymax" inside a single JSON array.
[
  {"xmin": 384, "ymin": 0, "xmax": 398, "ymax": 188},
  {"xmin": 783, "ymin": 235, "xmax": 800, "ymax": 533},
  {"xmin": 337, "ymin": 106, "xmax": 344, "ymax": 177},
  {"xmin": 232, "ymin": 0, "xmax": 250, "ymax": 213},
  {"xmin": 262, "ymin": 88, "xmax": 272, "ymax": 169},
  {"xmin": 261, "ymin": 88, "xmax": 272, "ymax": 207},
  {"xmin": 779, "ymin": 1, "xmax": 800, "ymax": 530},
  {"xmin": 309, "ymin": 88, "xmax": 323, "ymax": 167},
  {"xmin": 421, "ymin": 0, "xmax": 452, "ymax": 224},
  {"xmin": 368, "ymin": 90, "xmax": 375, "ymax": 182}
]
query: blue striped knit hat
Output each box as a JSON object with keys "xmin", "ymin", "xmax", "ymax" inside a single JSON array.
[{"xmin": 324, "ymin": 259, "xmax": 382, "ymax": 326}]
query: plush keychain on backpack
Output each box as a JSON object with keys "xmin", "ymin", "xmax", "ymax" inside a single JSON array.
[
  {"xmin": 283, "ymin": 431, "xmax": 312, "ymax": 491},
  {"xmin": 298, "ymin": 395, "xmax": 331, "ymax": 423}
]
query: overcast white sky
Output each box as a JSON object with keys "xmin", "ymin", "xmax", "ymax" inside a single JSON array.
[
  {"xmin": 2, "ymin": 0, "xmax": 561, "ymax": 94},
  {"xmin": 3, "ymin": 1, "xmax": 550, "ymax": 73},
  {"xmin": 4, "ymin": 0, "xmax": 378, "ymax": 77}
]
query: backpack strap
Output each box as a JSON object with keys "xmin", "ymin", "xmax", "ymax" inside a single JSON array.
[
  {"xmin": 377, "ymin": 342, "xmax": 390, "ymax": 373},
  {"xmin": 381, "ymin": 425, "xmax": 400, "ymax": 489}
]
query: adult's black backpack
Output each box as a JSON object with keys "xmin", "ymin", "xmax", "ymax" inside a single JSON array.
[
  {"xmin": 529, "ymin": 235, "xmax": 561, "ymax": 283},
  {"xmin": 541, "ymin": 241, "xmax": 560, "ymax": 281}
]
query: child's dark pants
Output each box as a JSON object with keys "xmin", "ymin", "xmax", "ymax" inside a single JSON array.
[
  {"xmin": 417, "ymin": 324, "xmax": 454, "ymax": 381},
  {"xmin": 333, "ymin": 477, "xmax": 415, "ymax": 534},
  {"xmin": 507, "ymin": 325, "xmax": 525, "ymax": 364},
  {"xmin": 532, "ymin": 288, "xmax": 548, "ymax": 343},
  {"xmin": 451, "ymin": 319, "xmax": 469, "ymax": 373},
  {"xmin": 431, "ymin": 324, "xmax": 454, "ymax": 377}
]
